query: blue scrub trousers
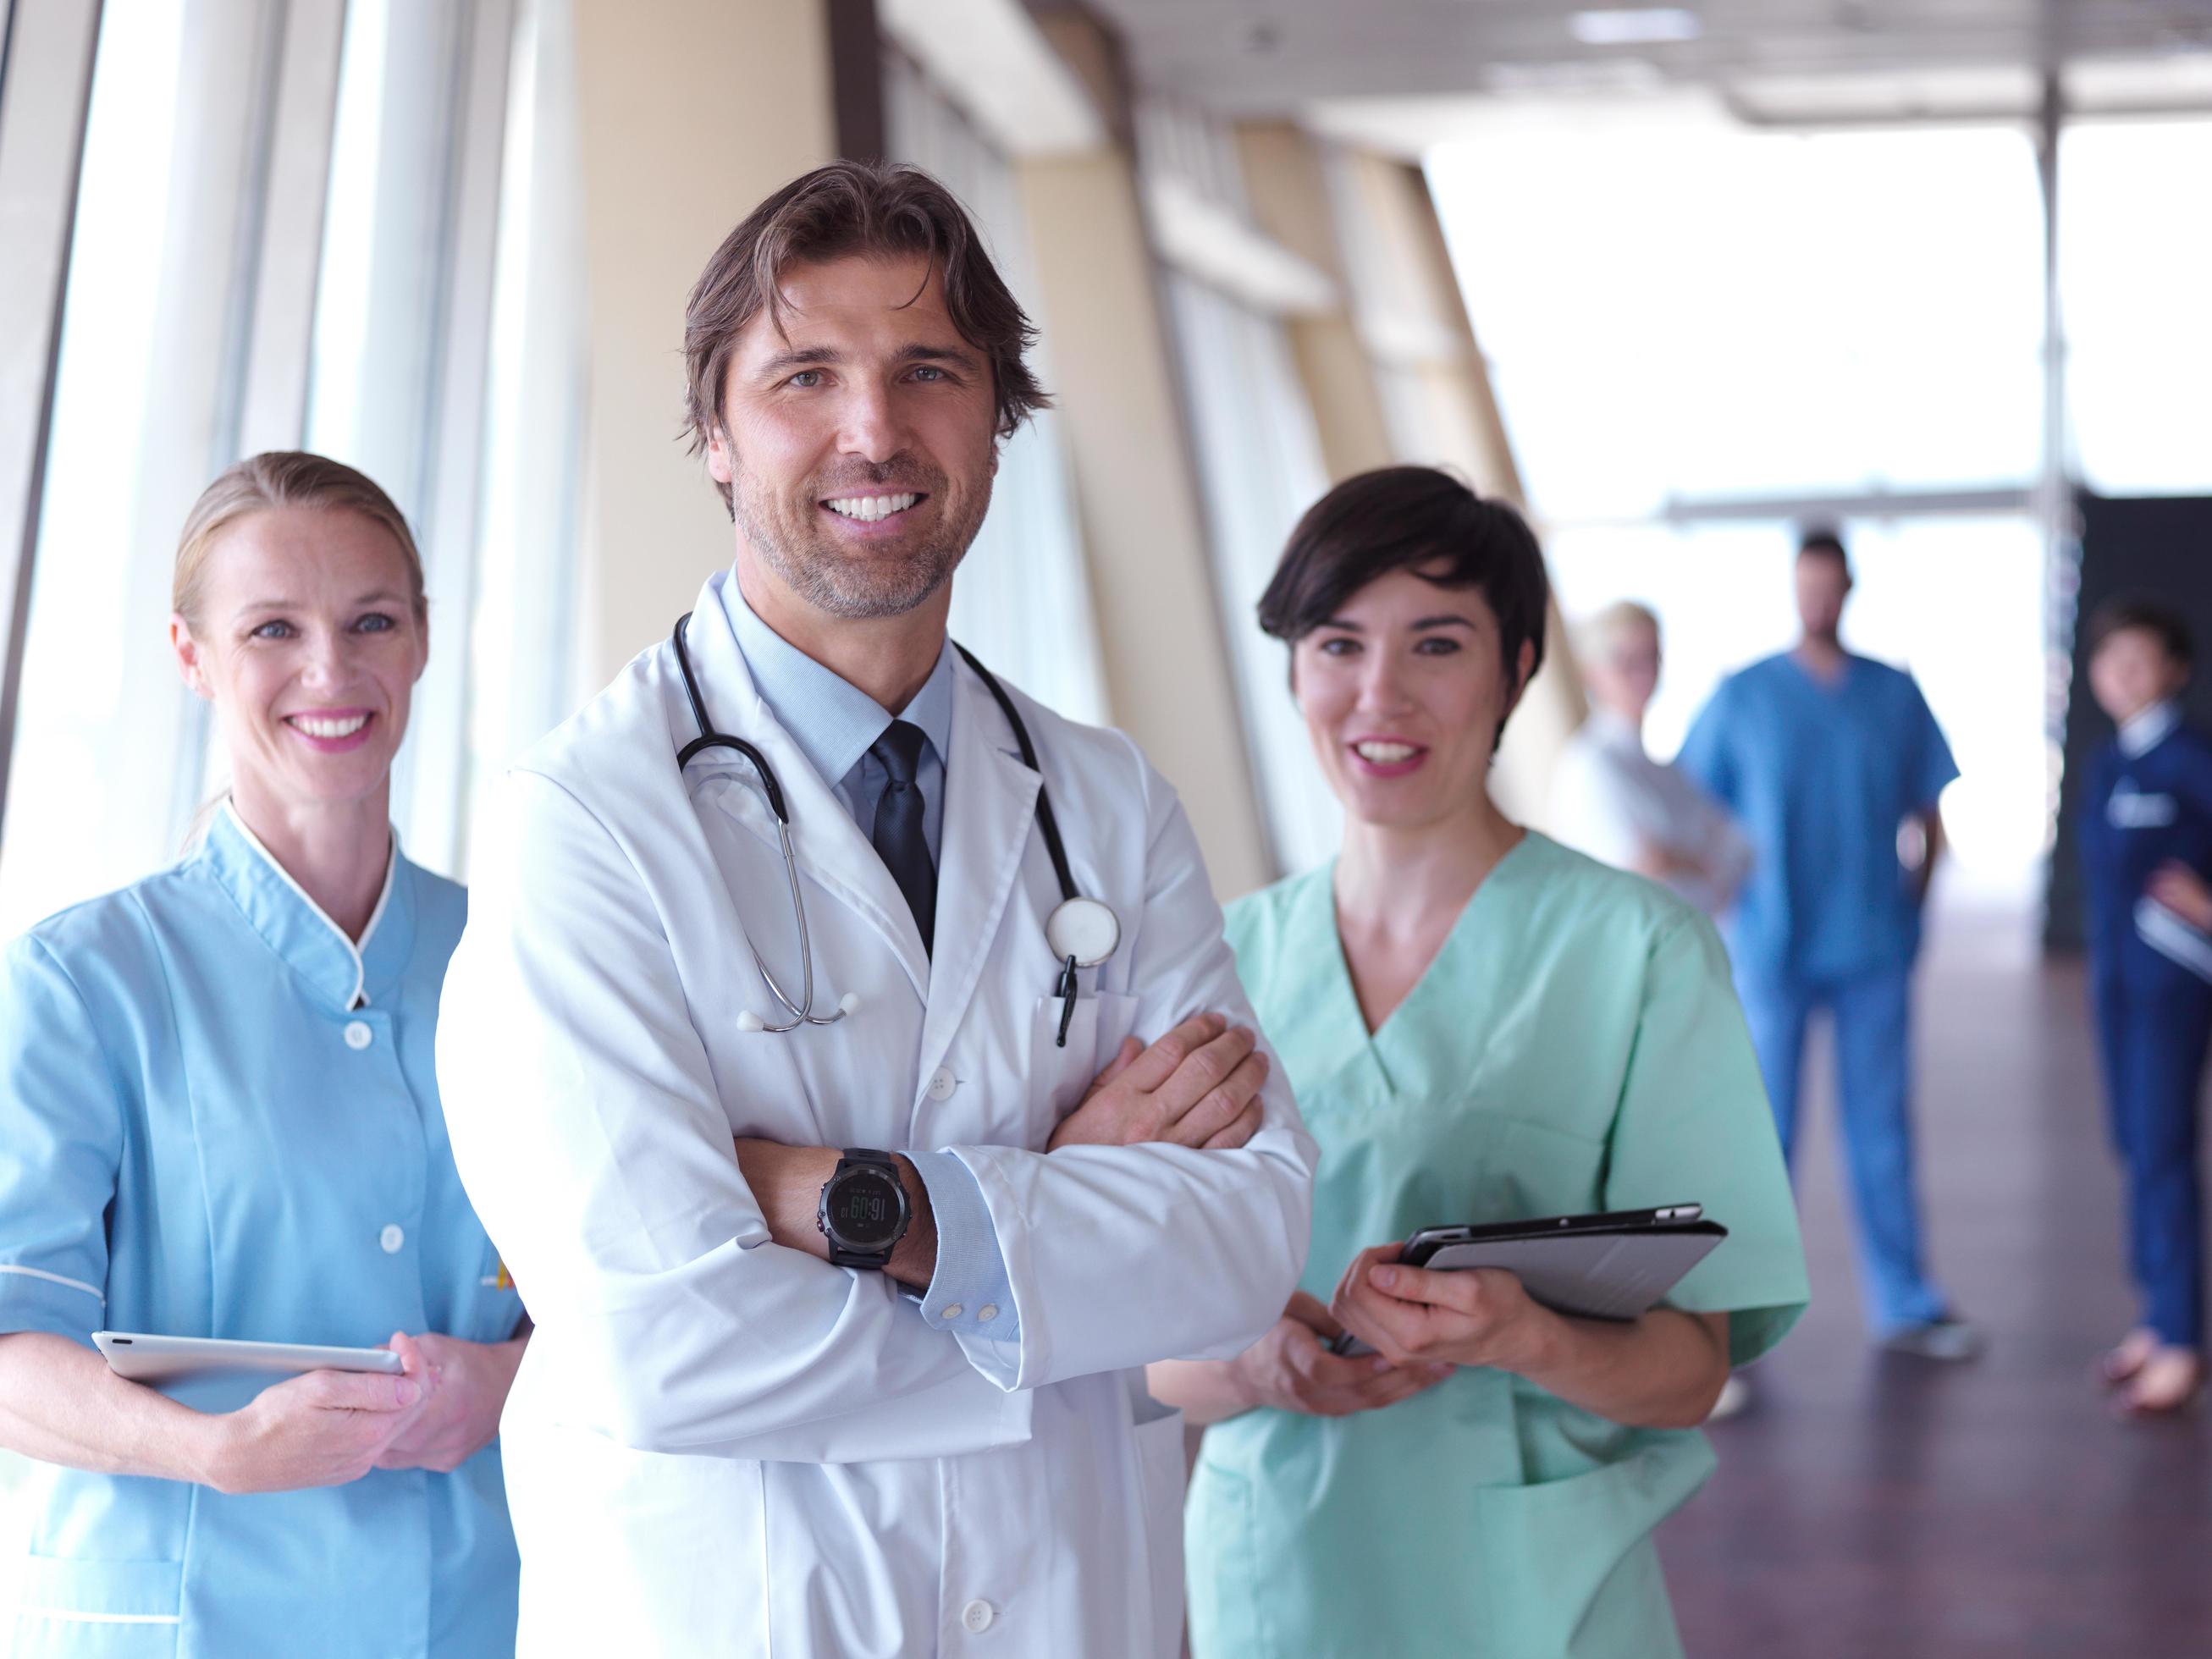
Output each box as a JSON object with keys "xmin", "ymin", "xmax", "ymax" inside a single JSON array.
[
  {"xmin": 2092, "ymin": 971, "xmax": 2212, "ymax": 1350},
  {"xmin": 1737, "ymin": 963, "xmax": 1948, "ymax": 1334}
]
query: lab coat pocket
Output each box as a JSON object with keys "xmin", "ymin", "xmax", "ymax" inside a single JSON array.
[
  {"xmin": 11, "ymin": 1557, "xmax": 181, "ymax": 1656},
  {"xmin": 1128, "ymin": 1388, "xmax": 1188, "ymax": 1659},
  {"xmin": 1029, "ymin": 992, "xmax": 1140, "ymax": 1136}
]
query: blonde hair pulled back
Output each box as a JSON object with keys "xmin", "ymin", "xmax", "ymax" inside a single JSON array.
[{"xmin": 172, "ymin": 451, "xmax": 424, "ymax": 631}]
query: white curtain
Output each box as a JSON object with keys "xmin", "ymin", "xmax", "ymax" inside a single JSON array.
[{"xmin": 1162, "ymin": 274, "xmax": 1341, "ymax": 878}]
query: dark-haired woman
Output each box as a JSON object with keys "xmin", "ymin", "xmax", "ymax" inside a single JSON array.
[{"xmin": 1152, "ymin": 468, "xmax": 1808, "ymax": 1657}]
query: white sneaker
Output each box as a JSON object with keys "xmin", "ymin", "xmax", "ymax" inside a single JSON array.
[{"xmin": 1880, "ymin": 1317, "xmax": 1983, "ymax": 1362}]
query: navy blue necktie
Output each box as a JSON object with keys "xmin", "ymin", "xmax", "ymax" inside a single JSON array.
[{"xmin": 870, "ymin": 720, "xmax": 936, "ymax": 956}]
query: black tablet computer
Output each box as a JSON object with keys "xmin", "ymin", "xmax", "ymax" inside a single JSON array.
[{"xmin": 1328, "ymin": 1204, "xmax": 1725, "ymax": 1355}]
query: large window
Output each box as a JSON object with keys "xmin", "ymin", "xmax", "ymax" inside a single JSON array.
[
  {"xmin": 1430, "ymin": 119, "xmax": 2055, "ymax": 887},
  {"xmin": 1429, "ymin": 123, "xmax": 2045, "ymax": 522},
  {"xmin": 0, "ymin": 0, "xmax": 584, "ymax": 942},
  {"xmin": 2059, "ymin": 118, "xmax": 2212, "ymax": 494}
]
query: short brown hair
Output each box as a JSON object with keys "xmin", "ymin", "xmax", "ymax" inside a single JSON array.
[
  {"xmin": 174, "ymin": 451, "xmax": 424, "ymax": 630},
  {"xmin": 1259, "ymin": 466, "xmax": 1550, "ymax": 748},
  {"xmin": 2088, "ymin": 595, "xmax": 2194, "ymax": 670},
  {"xmin": 681, "ymin": 161, "xmax": 1050, "ymax": 514}
]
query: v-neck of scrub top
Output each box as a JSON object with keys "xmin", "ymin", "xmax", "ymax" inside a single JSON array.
[
  {"xmin": 206, "ymin": 802, "xmax": 411, "ymax": 1011},
  {"xmin": 1292, "ymin": 831, "xmax": 1541, "ymax": 1103},
  {"xmin": 1780, "ymin": 650, "xmax": 1856, "ymax": 698}
]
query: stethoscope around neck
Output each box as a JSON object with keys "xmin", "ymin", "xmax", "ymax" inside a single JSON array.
[{"xmin": 670, "ymin": 613, "xmax": 1119, "ymax": 1044}]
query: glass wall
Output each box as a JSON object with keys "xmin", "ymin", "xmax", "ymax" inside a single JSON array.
[
  {"xmin": 1430, "ymin": 118, "xmax": 2053, "ymax": 888},
  {"xmin": 0, "ymin": 0, "xmax": 585, "ymax": 940}
]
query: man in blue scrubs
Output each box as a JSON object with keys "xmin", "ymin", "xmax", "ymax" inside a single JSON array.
[{"xmin": 1678, "ymin": 531, "xmax": 1976, "ymax": 1359}]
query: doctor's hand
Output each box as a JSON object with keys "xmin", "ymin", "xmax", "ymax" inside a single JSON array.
[
  {"xmin": 2149, "ymin": 862, "xmax": 2212, "ymax": 931},
  {"xmin": 202, "ymin": 1333, "xmax": 439, "ymax": 1494},
  {"xmin": 1047, "ymin": 1011, "xmax": 1271, "ymax": 1152},
  {"xmin": 373, "ymin": 1330, "xmax": 529, "ymax": 1474},
  {"xmin": 1330, "ymin": 1245, "xmax": 1552, "ymax": 1375}
]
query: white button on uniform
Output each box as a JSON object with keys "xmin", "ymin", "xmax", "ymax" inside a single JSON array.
[
  {"xmin": 976, "ymin": 1304, "xmax": 998, "ymax": 1324},
  {"xmin": 344, "ymin": 1021, "xmax": 373, "ymax": 1050},
  {"xmin": 927, "ymin": 1067, "xmax": 957, "ymax": 1102},
  {"xmin": 961, "ymin": 1600, "xmax": 994, "ymax": 1633},
  {"xmin": 379, "ymin": 1225, "xmax": 405, "ymax": 1254},
  {"xmin": 940, "ymin": 1304, "xmax": 963, "ymax": 1321}
]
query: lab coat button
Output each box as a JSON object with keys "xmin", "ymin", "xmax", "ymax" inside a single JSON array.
[
  {"xmin": 927, "ymin": 1067, "xmax": 957, "ymax": 1101},
  {"xmin": 379, "ymin": 1225, "xmax": 405, "ymax": 1254},
  {"xmin": 976, "ymin": 1304, "xmax": 999, "ymax": 1324},
  {"xmin": 961, "ymin": 1600, "xmax": 994, "ymax": 1633},
  {"xmin": 941, "ymin": 1304, "xmax": 964, "ymax": 1321},
  {"xmin": 344, "ymin": 1020, "xmax": 373, "ymax": 1050}
]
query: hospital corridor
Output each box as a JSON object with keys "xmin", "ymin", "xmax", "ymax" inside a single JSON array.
[
  {"xmin": 1663, "ymin": 876, "xmax": 2212, "ymax": 1656},
  {"xmin": 4, "ymin": 2, "xmax": 2212, "ymax": 1655}
]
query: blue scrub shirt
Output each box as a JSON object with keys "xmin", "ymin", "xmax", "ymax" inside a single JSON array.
[
  {"xmin": 0, "ymin": 806, "xmax": 521, "ymax": 1656},
  {"xmin": 1676, "ymin": 652, "xmax": 1958, "ymax": 980}
]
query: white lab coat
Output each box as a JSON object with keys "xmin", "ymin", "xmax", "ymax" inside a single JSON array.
[{"xmin": 436, "ymin": 569, "xmax": 1317, "ymax": 1657}]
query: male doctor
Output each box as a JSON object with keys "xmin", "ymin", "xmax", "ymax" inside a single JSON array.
[{"xmin": 436, "ymin": 161, "xmax": 1317, "ymax": 1656}]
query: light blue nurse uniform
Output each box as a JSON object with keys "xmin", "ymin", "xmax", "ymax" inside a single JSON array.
[{"xmin": 0, "ymin": 805, "xmax": 521, "ymax": 1656}]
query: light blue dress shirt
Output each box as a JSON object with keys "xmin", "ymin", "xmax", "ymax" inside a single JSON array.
[
  {"xmin": 0, "ymin": 804, "xmax": 521, "ymax": 1656},
  {"xmin": 720, "ymin": 581, "xmax": 1019, "ymax": 1338}
]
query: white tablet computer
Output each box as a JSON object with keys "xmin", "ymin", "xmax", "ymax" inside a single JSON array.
[{"xmin": 92, "ymin": 1331, "xmax": 405, "ymax": 1384}]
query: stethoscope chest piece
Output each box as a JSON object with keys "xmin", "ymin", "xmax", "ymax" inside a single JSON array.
[{"xmin": 1045, "ymin": 897, "xmax": 1120, "ymax": 971}]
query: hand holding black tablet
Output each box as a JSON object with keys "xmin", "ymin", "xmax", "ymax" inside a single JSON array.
[{"xmin": 1331, "ymin": 1204, "xmax": 1725, "ymax": 1357}]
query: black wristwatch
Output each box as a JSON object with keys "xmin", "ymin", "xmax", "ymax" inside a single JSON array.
[{"xmin": 817, "ymin": 1148, "xmax": 913, "ymax": 1270}]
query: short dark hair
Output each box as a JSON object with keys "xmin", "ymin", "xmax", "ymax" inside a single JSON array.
[
  {"xmin": 2088, "ymin": 595, "xmax": 2195, "ymax": 670},
  {"xmin": 1797, "ymin": 526, "xmax": 1851, "ymax": 570},
  {"xmin": 1258, "ymin": 466, "xmax": 1550, "ymax": 745},
  {"xmin": 681, "ymin": 161, "xmax": 1051, "ymax": 514}
]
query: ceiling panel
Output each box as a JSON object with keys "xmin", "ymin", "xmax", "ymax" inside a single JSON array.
[{"xmin": 1083, "ymin": 0, "xmax": 2212, "ymax": 114}]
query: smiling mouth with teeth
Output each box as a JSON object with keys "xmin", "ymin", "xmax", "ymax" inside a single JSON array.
[
  {"xmin": 822, "ymin": 492, "xmax": 923, "ymax": 523},
  {"xmin": 286, "ymin": 713, "xmax": 371, "ymax": 739},
  {"xmin": 1353, "ymin": 741, "xmax": 1421, "ymax": 763}
]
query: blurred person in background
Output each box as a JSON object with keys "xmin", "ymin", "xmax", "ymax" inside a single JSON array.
[
  {"xmin": 0, "ymin": 454, "xmax": 524, "ymax": 1654},
  {"xmin": 1676, "ymin": 528, "xmax": 1973, "ymax": 1361},
  {"xmin": 1155, "ymin": 467, "xmax": 1807, "ymax": 1658},
  {"xmin": 1551, "ymin": 599, "xmax": 1751, "ymax": 916},
  {"xmin": 2077, "ymin": 598, "xmax": 2212, "ymax": 1415}
]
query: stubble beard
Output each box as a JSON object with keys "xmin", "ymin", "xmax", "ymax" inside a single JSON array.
[{"xmin": 732, "ymin": 458, "xmax": 991, "ymax": 621}]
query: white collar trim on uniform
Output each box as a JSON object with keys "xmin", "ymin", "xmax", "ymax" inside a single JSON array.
[
  {"xmin": 219, "ymin": 799, "xmax": 399, "ymax": 1011},
  {"xmin": 2118, "ymin": 699, "xmax": 2181, "ymax": 759}
]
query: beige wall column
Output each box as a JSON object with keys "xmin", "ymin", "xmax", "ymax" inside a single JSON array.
[
  {"xmin": 1012, "ymin": 13, "xmax": 1272, "ymax": 898},
  {"xmin": 570, "ymin": 0, "xmax": 836, "ymax": 687},
  {"xmin": 1232, "ymin": 122, "xmax": 1395, "ymax": 483}
]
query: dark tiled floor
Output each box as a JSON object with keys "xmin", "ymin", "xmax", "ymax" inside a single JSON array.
[{"xmin": 1659, "ymin": 887, "xmax": 2212, "ymax": 1658}]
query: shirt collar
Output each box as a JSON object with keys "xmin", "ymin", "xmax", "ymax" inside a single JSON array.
[
  {"xmin": 2119, "ymin": 699, "xmax": 2182, "ymax": 759},
  {"xmin": 718, "ymin": 573, "xmax": 956, "ymax": 785},
  {"xmin": 199, "ymin": 802, "xmax": 412, "ymax": 1011}
]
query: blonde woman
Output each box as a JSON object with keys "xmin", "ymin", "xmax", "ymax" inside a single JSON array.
[
  {"xmin": 1550, "ymin": 600, "xmax": 1751, "ymax": 917},
  {"xmin": 0, "ymin": 454, "xmax": 522, "ymax": 1654}
]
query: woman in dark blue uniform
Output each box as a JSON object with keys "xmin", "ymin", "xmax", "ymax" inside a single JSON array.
[{"xmin": 2077, "ymin": 598, "xmax": 2212, "ymax": 1415}]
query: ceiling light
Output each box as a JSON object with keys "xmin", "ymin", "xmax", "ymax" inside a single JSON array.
[{"xmin": 1570, "ymin": 8, "xmax": 1703, "ymax": 46}]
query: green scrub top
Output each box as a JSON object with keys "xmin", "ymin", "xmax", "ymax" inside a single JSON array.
[{"xmin": 1186, "ymin": 834, "xmax": 1808, "ymax": 1659}]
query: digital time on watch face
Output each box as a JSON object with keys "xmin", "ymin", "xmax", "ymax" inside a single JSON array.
[{"xmin": 828, "ymin": 1169, "xmax": 906, "ymax": 1248}]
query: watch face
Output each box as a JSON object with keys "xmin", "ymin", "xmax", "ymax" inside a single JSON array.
[{"xmin": 825, "ymin": 1168, "xmax": 905, "ymax": 1249}]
